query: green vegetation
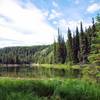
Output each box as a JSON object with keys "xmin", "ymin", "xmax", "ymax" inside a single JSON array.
[
  {"xmin": 0, "ymin": 78, "xmax": 99, "ymax": 100},
  {"xmin": 0, "ymin": 45, "xmax": 53, "ymax": 64}
]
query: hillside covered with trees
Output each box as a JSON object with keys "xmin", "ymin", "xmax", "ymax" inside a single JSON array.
[{"xmin": 0, "ymin": 45, "xmax": 53, "ymax": 64}]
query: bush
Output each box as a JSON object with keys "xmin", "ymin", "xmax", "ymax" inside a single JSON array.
[
  {"xmin": 93, "ymin": 60, "xmax": 100, "ymax": 65},
  {"xmin": 88, "ymin": 54, "xmax": 100, "ymax": 63}
]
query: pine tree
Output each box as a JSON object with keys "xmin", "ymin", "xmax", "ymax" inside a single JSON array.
[
  {"xmin": 75, "ymin": 26, "xmax": 80, "ymax": 63},
  {"xmin": 76, "ymin": 26, "xmax": 80, "ymax": 50},
  {"xmin": 55, "ymin": 28, "xmax": 67, "ymax": 64},
  {"xmin": 53, "ymin": 39, "xmax": 57, "ymax": 63},
  {"xmin": 80, "ymin": 22, "xmax": 88, "ymax": 63},
  {"xmin": 86, "ymin": 26, "xmax": 92, "ymax": 43},
  {"xmin": 56, "ymin": 28, "xmax": 62, "ymax": 63},
  {"xmin": 67, "ymin": 28, "xmax": 73, "ymax": 63},
  {"xmin": 61, "ymin": 36, "xmax": 67, "ymax": 63},
  {"xmin": 85, "ymin": 27, "xmax": 92, "ymax": 53},
  {"xmin": 92, "ymin": 18, "xmax": 96, "ymax": 37},
  {"xmin": 72, "ymin": 34, "xmax": 78, "ymax": 63},
  {"xmin": 79, "ymin": 22, "xmax": 84, "ymax": 62},
  {"xmin": 85, "ymin": 35, "xmax": 90, "ymax": 55},
  {"xmin": 72, "ymin": 27, "xmax": 80, "ymax": 64},
  {"xmin": 96, "ymin": 13, "xmax": 100, "ymax": 23}
]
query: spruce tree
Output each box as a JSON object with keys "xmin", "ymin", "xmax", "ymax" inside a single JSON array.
[
  {"xmin": 85, "ymin": 35, "xmax": 90, "ymax": 55},
  {"xmin": 80, "ymin": 22, "xmax": 88, "ymax": 63},
  {"xmin": 53, "ymin": 39, "xmax": 57, "ymax": 63},
  {"xmin": 67, "ymin": 28, "xmax": 73, "ymax": 63},
  {"xmin": 56, "ymin": 28, "xmax": 62, "ymax": 63},
  {"xmin": 75, "ymin": 26, "xmax": 80, "ymax": 63},
  {"xmin": 61, "ymin": 36, "xmax": 67, "ymax": 63},
  {"xmin": 56, "ymin": 28, "xmax": 67, "ymax": 64},
  {"xmin": 92, "ymin": 18, "xmax": 96, "ymax": 37},
  {"xmin": 72, "ymin": 34, "xmax": 78, "ymax": 63},
  {"xmin": 72, "ymin": 27, "xmax": 80, "ymax": 64},
  {"xmin": 85, "ymin": 27, "xmax": 92, "ymax": 53},
  {"xmin": 79, "ymin": 22, "xmax": 84, "ymax": 62},
  {"xmin": 76, "ymin": 27, "xmax": 80, "ymax": 50},
  {"xmin": 96, "ymin": 13, "xmax": 100, "ymax": 23}
]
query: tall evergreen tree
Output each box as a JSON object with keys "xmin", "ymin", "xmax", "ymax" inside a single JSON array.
[
  {"xmin": 72, "ymin": 34, "xmax": 78, "ymax": 63},
  {"xmin": 75, "ymin": 26, "xmax": 80, "ymax": 63},
  {"xmin": 72, "ymin": 27, "xmax": 80, "ymax": 64},
  {"xmin": 53, "ymin": 39, "xmax": 57, "ymax": 63},
  {"xmin": 92, "ymin": 18, "xmax": 96, "ymax": 37},
  {"xmin": 80, "ymin": 22, "xmax": 88, "ymax": 63},
  {"xmin": 79, "ymin": 22, "xmax": 84, "ymax": 62},
  {"xmin": 56, "ymin": 28, "xmax": 62, "ymax": 63},
  {"xmin": 55, "ymin": 28, "xmax": 67, "ymax": 64},
  {"xmin": 85, "ymin": 27, "xmax": 92, "ymax": 53},
  {"xmin": 67, "ymin": 28, "xmax": 73, "ymax": 63},
  {"xmin": 76, "ymin": 26, "xmax": 80, "ymax": 50},
  {"xmin": 96, "ymin": 13, "xmax": 100, "ymax": 23},
  {"xmin": 61, "ymin": 36, "xmax": 67, "ymax": 63},
  {"xmin": 85, "ymin": 35, "xmax": 90, "ymax": 55}
]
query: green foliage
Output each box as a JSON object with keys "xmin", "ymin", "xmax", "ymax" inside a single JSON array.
[
  {"xmin": 96, "ymin": 13, "xmax": 100, "ymax": 23},
  {"xmin": 0, "ymin": 78, "xmax": 99, "ymax": 100},
  {"xmin": 88, "ymin": 54, "xmax": 100, "ymax": 63},
  {"xmin": 54, "ymin": 79, "xmax": 100, "ymax": 100},
  {"xmin": 80, "ymin": 22, "xmax": 89, "ymax": 63},
  {"xmin": 0, "ymin": 45, "xmax": 54, "ymax": 64},
  {"xmin": 55, "ymin": 28, "xmax": 67, "ymax": 64},
  {"xmin": 82, "ymin": 65, "xmax": 100, "ymax": 82},
  {"xmin": 67, "ymin": 28, "xmax": 74, "ymax": 63},
  {"xmin": 53, "ymin": 40, "xmax": 57, "ymax": 63},
  {"xmin": 74, "ymin": 27, "xmax": 80, "ymax": 63}
]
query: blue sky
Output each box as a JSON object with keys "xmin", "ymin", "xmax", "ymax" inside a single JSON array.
[{"xmin": 0, "ymin": 0, "xmax": 100, "ymax": 47}]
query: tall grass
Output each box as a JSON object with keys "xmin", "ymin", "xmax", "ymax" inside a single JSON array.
[{"xmin": 0, "ymin": 78, "xmax": 99, "ymax": 100}]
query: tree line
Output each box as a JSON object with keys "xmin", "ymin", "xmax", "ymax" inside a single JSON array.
[
  {"xmin": 0, "ymin": 45, "xmax": 50, "ymax": 64},
  {"xmin": 53, "ymin": 15, "xmax": 100, "ymax": 64}
]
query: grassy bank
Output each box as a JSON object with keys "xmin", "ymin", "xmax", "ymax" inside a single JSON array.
[{"xmin": 0, "ymin": 78, "xmax": 100, "ymax": 100}]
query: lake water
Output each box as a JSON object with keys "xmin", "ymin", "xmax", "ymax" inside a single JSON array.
[{"xmin": 0, "ymin": 65, "xmax": 81, "ymax": 78}]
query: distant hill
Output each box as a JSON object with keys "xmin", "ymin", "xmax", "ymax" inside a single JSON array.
[{"xmin": 0, "ymin": 45, "xmax": 53, "ymax": 64}]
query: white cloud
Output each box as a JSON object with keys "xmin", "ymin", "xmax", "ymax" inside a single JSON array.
[
  {"xmin": 43, "ymin": 11, "xmax": 49, "ymax": 17},
  {"xmin": 48, "ymin": 9, "xmax": 62, "ymax": 20},
  {"xmin": 58, "ymin": 19, "xmax": 91, "ymax": 33},
  {"xmin": 87, "ymin": 3, "xmax": 100, "ymax": 13},
  {"xmin": 0, "ymin": 0, "xmax": 57, "ymax": 47}
]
